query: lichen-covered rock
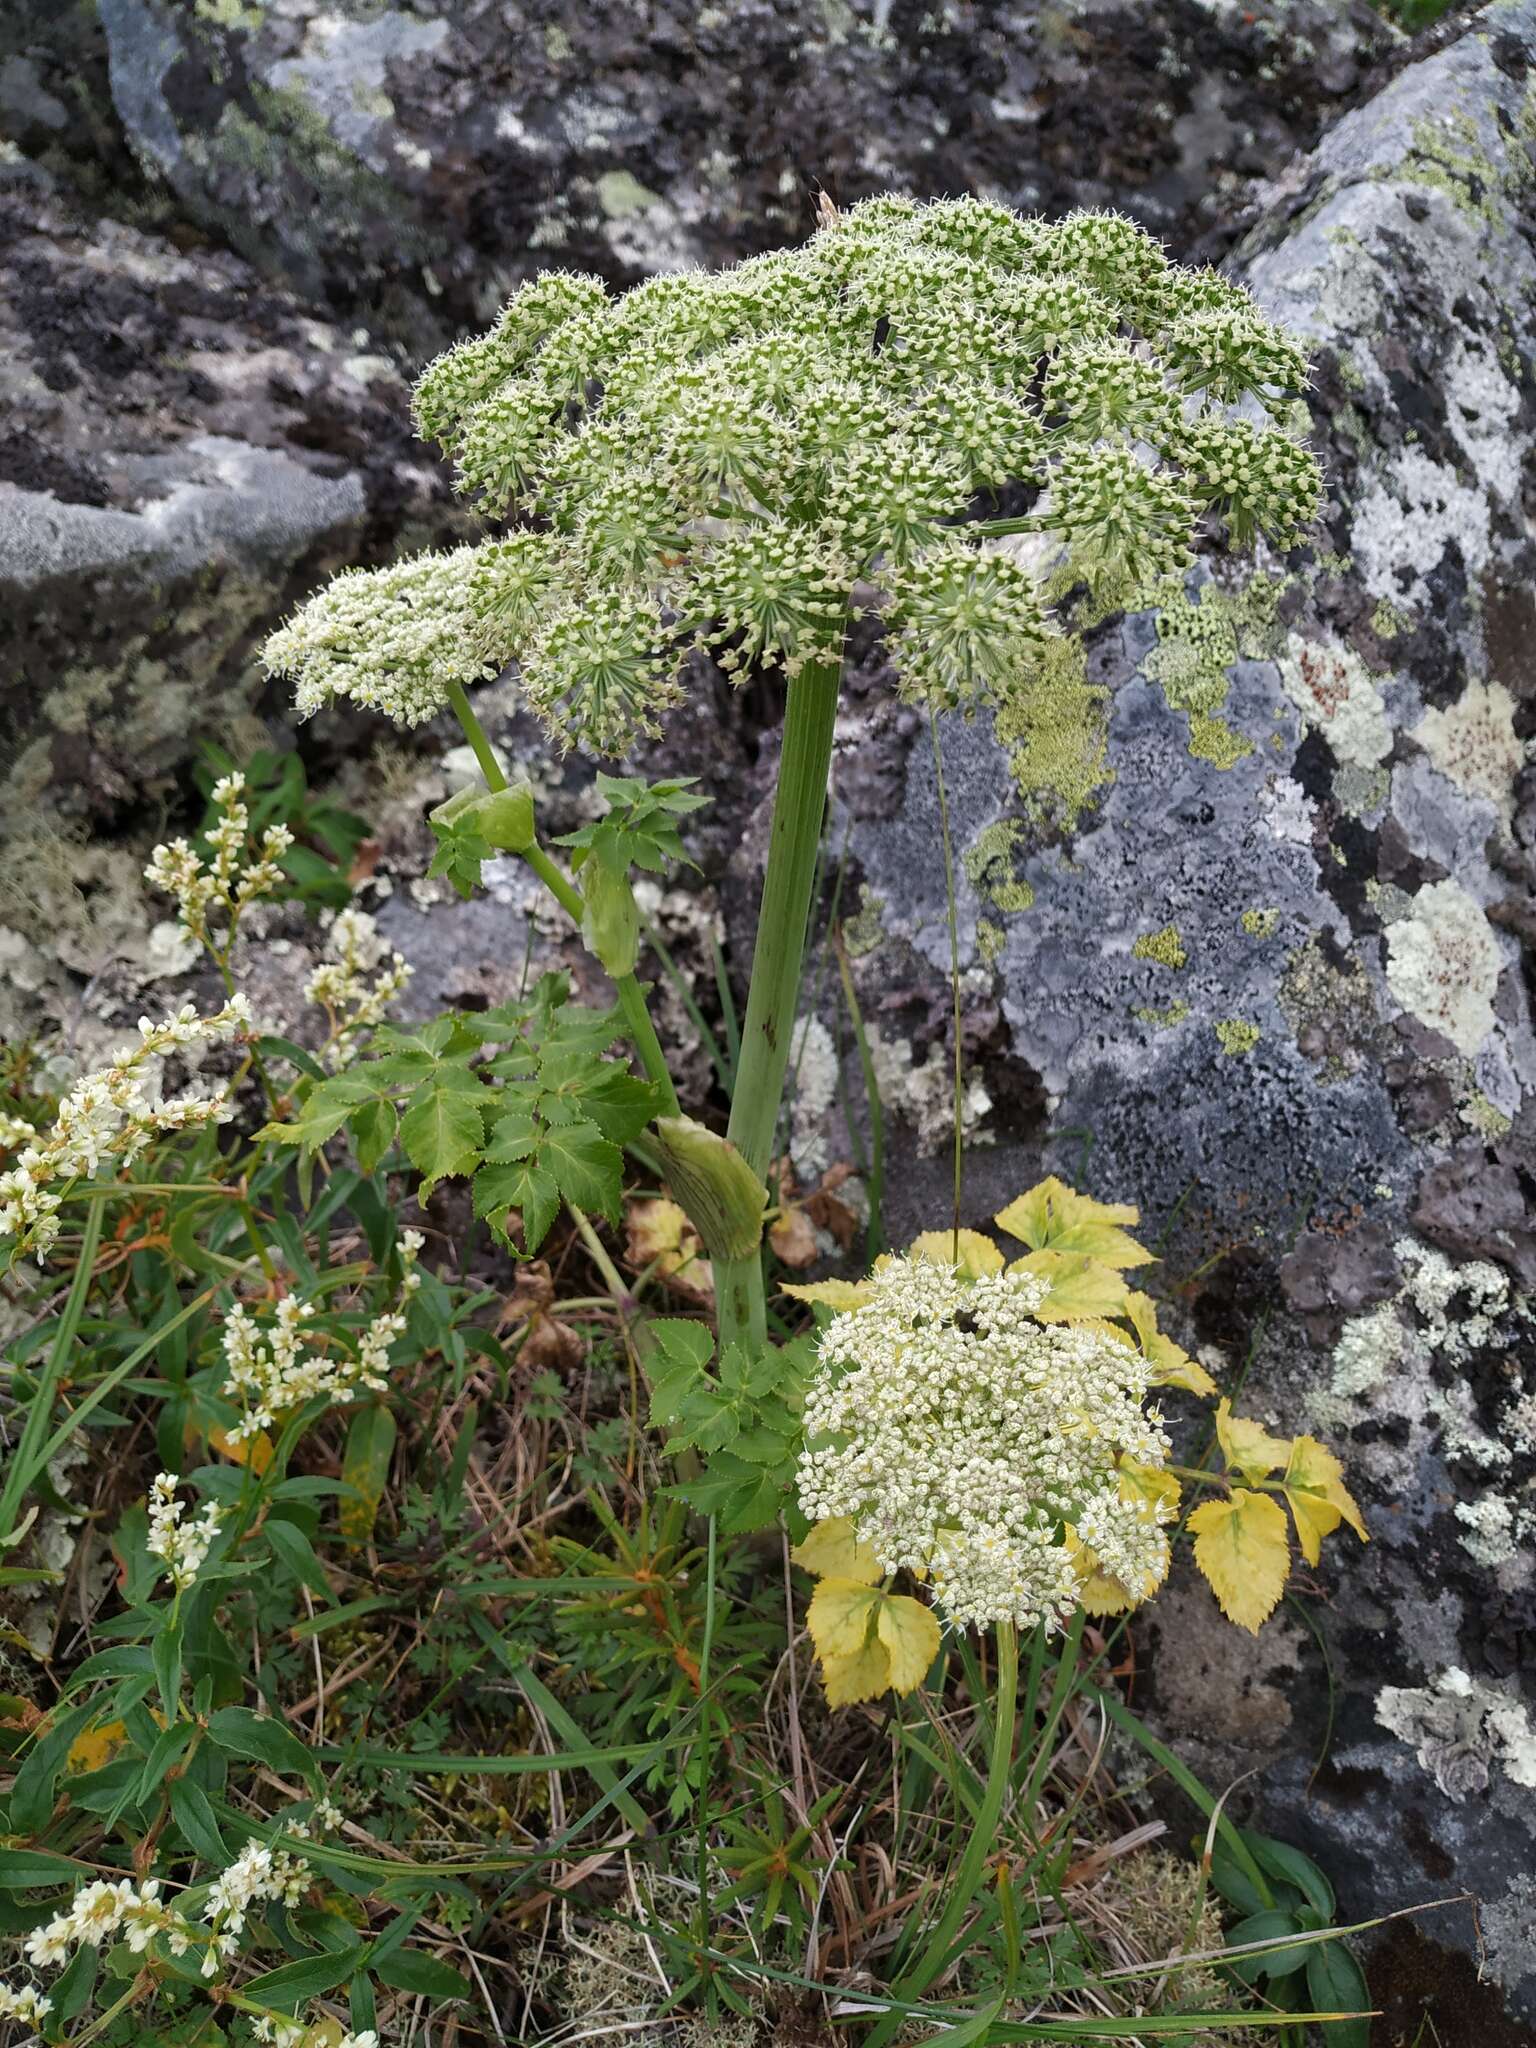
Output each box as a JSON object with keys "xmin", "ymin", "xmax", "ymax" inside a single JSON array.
[
  {"xmin": 0, "ymin": 171, "xmax": 456, "ymax": 1030},
  {"xmin": 90, "ymin": 0, "xmax": 1396, "ymax": 342},
  {"xmin": 741, "ymin": 1, "xmax": 1534, "ymax": 2011}
]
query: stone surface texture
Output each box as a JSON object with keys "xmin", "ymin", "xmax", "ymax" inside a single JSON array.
[
  {"xmin": 3, "ymin": 0, "xmax": 1536, "ymax": 2024},
  {"xmin": 86, "ymin": 0, "xmax": 1395, "ymax": 340}
]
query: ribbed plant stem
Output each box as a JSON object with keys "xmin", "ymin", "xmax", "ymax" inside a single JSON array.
[
  {"xmin": 866, "ymin": 1619, "xmax": 1019, "ymax": 2047},
  {"xmin": 443, "ymin": 681, "xmax": 679, "ymax": 1115},
  {"xmin": 715, "ymin": 654, "xmax": 843, "ymax": 1356}
]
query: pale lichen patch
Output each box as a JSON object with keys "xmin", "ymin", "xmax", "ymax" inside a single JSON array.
[
  {"xmin": 1384, "ymin": 879, "xmax": 1502, "ymax": 1058},
  {"xmin": 1413, "ymin": 679, "xmax": 1524, "ymax": 823},
  {"xmin": 1277, "ymin": 630, "xmax": 1391, "ymax": 772}
]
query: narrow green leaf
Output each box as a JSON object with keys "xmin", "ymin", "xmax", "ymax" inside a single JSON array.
[
  {"xmin": 340, "ymin": 1404, "xmax": 396, "ymax": 1549},
  {"xmin": 206, "ymin": 1706, "xmax": 318, "ymax": 1788}
]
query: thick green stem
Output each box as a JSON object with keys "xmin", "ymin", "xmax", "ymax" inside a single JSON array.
[
  {"xmin": 443, "ymin": 681, "xmax": 679, "ymax": 1114},
  {"xmin": 867, "ymin": 1620, "xmax": 1019, "ymax": 2046},
  {"xmin": 715, "ymin": 654, "xmax": 843, "ymax": 1356}
]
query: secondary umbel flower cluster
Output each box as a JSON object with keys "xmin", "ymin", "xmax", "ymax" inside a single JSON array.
[
  {"xmin": 796, "ymin": 1256, "xmax": 1174, "ymax": 1632},
  {"xmin": 145, "ymin": 773, "xmax": 293, "ymax": 964},
  {"xmin": 147, "ymin": 1472, "xmax": 226, "ymax": 1591},
  {"xmin": 220, "ymin": 1231, "xmax": 423, "ymax": 1441},
  {"xmin": 0, "ymin": 998, "xmax": 250, "ymax": 1262},
  {"xmin": 264, "ymin": 196, "xmax": 1320, "ymax": 754}
]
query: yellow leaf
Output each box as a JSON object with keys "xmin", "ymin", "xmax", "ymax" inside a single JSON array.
[
  {"xmin": 1214, "ymin": 1399, "xmax": 1292, "ymax": 1485},
  {"xmin": 1117, "ymin": 1458, "xmax": 1182, "ymax": 1518},
  {"xmin": 67, "ymin": 1717, "xmax": 129, "ymax": 1774},
  {"xmin": 807, "ymin": 1578, "xmax": 941, "ymax": 1704},
  {"xmin": 820, "ymin": 1633, "xmax": 894, "ymax": 1707},
  {"xmin": 1189, "ymin": 1490, "xmax": 1291, "ymax": 1632},
  {"xmin": 1121, "ymin": 1292, "xmax": 1219, "ymax": 1397},
  {"xmin": 209, "ymin": 1424, "xmax": 274, "ymax": 1474},
  {"xmin": 791, "ymin": 1517, "xmax": 881, "ymax": 1586},
  {"xmin": 1281, "ymin": 1436, "xmax": 1368, "ymax": 1566},
  {"xmin": 625, "ymin": 1197, "xmax": 714, "ymax": 1303},
  {"xmin": 806, "ymin": 1578, "xmax": 881, "ymax": 1661},
  {"xmin": 780, "ymin": 1278, "xmax": 874, "ymax": 1312},
  {"xmin": 874, "ymin": 1594, "xmax": 941, "ymax": 1693},
  {"xmin": 994, "ymin": 1177, "xmax": 1155, "ymax": 1270},
  {"xmin": 1009, "ymin": 1249, "xmax": 1129, "ymax": 1322},
  {"xmin": 907, "ymin": 1228, "xmax": 1005, "ymax": 1277}
]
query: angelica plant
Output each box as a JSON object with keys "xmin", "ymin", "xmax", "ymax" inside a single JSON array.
[{"xmin": 263, "ymin": 193, "xmax": 1321, "ymax": 1364}]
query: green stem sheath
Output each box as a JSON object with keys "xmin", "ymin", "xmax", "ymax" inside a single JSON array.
[
  {"xmin": 443, "ymin": 680, "xmax": 678, "ymax": 1115},
  {"xmin": 715, "ymin": 653, "xmax": 843, "ymax": 1356}
]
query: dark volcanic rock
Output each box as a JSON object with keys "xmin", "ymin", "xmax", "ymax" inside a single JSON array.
[
  {"xmin": 88, "ymin": 0, "xmax": 1397, "ymax": 344},
  {"xmin": 0, "ymin": 172, "xmax": 458, "ymax": 1026}
]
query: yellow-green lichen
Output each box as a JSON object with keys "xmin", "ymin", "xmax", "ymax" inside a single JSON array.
[
  {"xmin": 1132, "ymin": 923, "xmax": 1187, "ymax": 970},
  {"xmin": 597, "ymin": 170, "xmax": 662, "ymax": 219},
  {"xmin": 1135, "ymin": 997, "xmax": 1191, "ymax": 1030},
  {"xmin": 964, "ymin": 820, "xmax": 1035, "ymax": 915},
  {"xmin": 991, "ymin": 634, "xmax": 1112, "ymax": 830},
  {"xmin": 1399, "ymin": 108, "xmax": 1523, "ymax": 229},
  {"xmin": 1141, "ymin": 576, "xmax": 1288, "ymax": 772},
  {"xmin": 1460, "ymin": 1089, "xmax": 1512, "ymax": 1140},
  {"xmin": 1214, "ymin": 1019, "xmax": 1261, "ymax": 1057},
  {"xmin": 1241, "ymin": 908, "xmax": 1280, "ymax": 939},
  {"xmin": 976, "ymin": 918, "xmax": 1005, "ymax": 964},
  {"xmin": 1371, "ymin": 598, "xmax": 1409, "ymax": 641},
  {"xmin": 842, "ymin": 885, "xmax": 886, "ymax": 959}
]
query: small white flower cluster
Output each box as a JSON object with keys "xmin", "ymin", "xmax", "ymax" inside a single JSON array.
[
  {"xmin": 0, "ymin": 1980, "xmax": 51, "ymax": 2028},
  {"xmin": 147, "ymin": 1472, "xmax": 226, "ymax": 1592},
  {"xmin": 266, "ymin": 195, "xmax": 1319, "ymax": 753},
  {"xmin": 0, "ymin": 998, "xmax": 250, "ymax": 1261},
  {"xmin": 20, "ymin": 1801, "xmax": 348, "ymax": 1995},
  {"xmin": 304, "ymin": 907, "xmax": 413, "ymax": 1066},
  {"xmin": 145, "ymin": 773, "xmax": 294, "ymax": 960},
  {"xmin": 0, "ymin": 1110, "xmax": 36, "ymax": 1151},
  {"xmin": 220, "ymin": 1232, "xmax": 423, "ymax": 1441},
  {"xmin": 253, "ymin": 2023, "xmax": 377, "ymax": 2048},
  {"xmin": 796, "ymin": 1256, "xmax": 1173, "ymax": 1632},
  {"xmin": 23, "ymin": 1877, "xmax": 193, "ymax": 1970}
]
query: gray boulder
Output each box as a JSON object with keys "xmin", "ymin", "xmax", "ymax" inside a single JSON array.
[
  {"xmin": 0, "ymin": 170, "xmax": 457, "ymax": 1029},
  {"xmin": 90, "ymin": 0, "xmax": 1397, "ymax": 343}
]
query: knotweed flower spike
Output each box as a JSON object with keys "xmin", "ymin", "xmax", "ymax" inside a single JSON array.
[
  {"xmin": 219, "ymin": 1232, "xmax": 423, "ymax": 1441},
  {"xmin": 146, "ymin": 1473, "xmax": 226, "ymax": 1592},
  {"xmin": 145, "ymin": 772, "xmax": 293, "ymax": 961},
  {"xmin": 796, "ymin": 1255, "xmax": 1175, "ymax": 1633},
  {"xmin": 0, "ymin": 998, "xmax": 250, "ymax": 1261},
  {"xmin": 263, "ymin": 197, "xmax": 1320, "ymax": 754}
]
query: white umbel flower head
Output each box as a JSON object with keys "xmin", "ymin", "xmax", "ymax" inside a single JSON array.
[
  {"xmin": 796, "ymin": 1256, "xmax": 1174, "ymax": 1633},
  {"xmin": 263, "ymin": 547, "xmax": 496, "ymax": 728}
]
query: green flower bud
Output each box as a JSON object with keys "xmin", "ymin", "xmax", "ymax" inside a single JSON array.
[{"xmin": 653, "ymin": 1115, "xmax": 768, "ymax": 1261}]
